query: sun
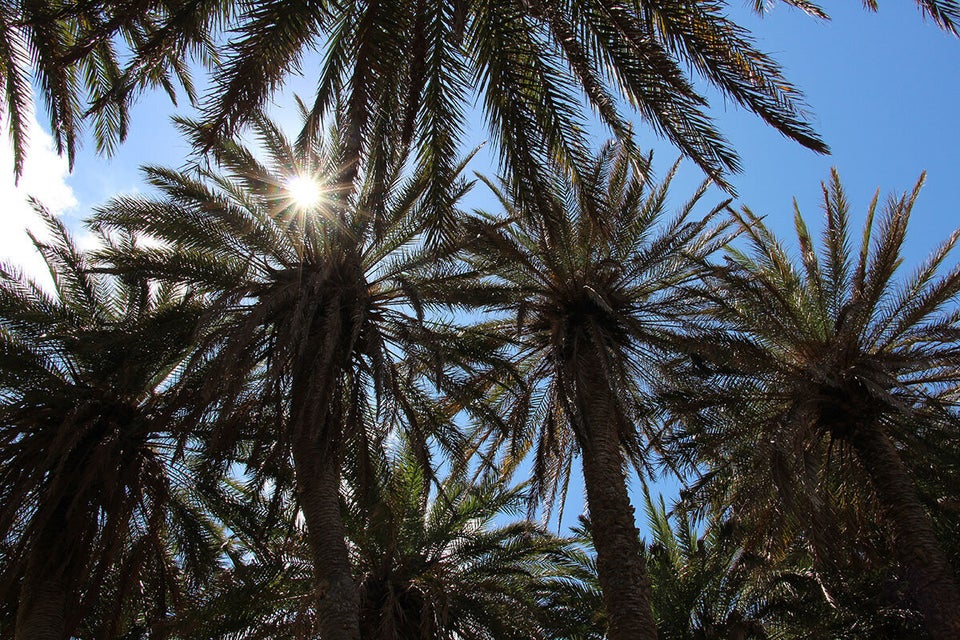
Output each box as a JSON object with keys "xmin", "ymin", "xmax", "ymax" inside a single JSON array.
[{"xmin": 285, "ymin": 174, "xmax": 322, "ymax": 209}]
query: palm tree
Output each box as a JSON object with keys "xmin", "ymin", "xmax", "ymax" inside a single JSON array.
[
  {"xmin": 171, "ymin": 445, "xmax": 578, "ymax": 640},
  {"xmin": 152, "ymin": 467, "xmax": 319, "ymax": 640},
  {"xmin": 0, "ymin": 211, "xmax": 221, "ymax": 640},
  {"xmin": 0, "ymin": 0, "xmax": 825, "ymax": 184},
  {"xmin": 535, "ymin": 520, "xmax": 606, "ymax": 640},
  {"xmin": 348, "ymin": 450, "xmax": 569, "ymax": 640},
  {"xmin": 664, "ymin": 170, "xmax": 960, "ymax": 639},
  {"xmin": 91, "ymin": 114, "xmax": 495, "ymax": 640},
  {"xmin": 643, "ymin": 497, "xmax": 789, "ymax": 640},
  {"xmin": 465, "ymin": 143, "xmax": 731, "ymax": 640},
  {"xmin": 4, "ymin": 0, "xmax": 959, "ymax": 183}
]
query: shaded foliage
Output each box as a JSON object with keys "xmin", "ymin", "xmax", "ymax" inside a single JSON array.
[
  {"xmin": 0, "ymin": 211, "xmax": 222, "ymax": 639},
  {"xmin": 90, "ymin": 112, "xmax": 502, "ymax": 640},
  {"xmin": 664, "ymin": 170, "xmax": 960, "ymax": 638},
  {"xmin": 465, "ymin": 143, "xmax": 731, "ymax": 640},
  {"xmin": 171, "ymin": 446, "xmax": 580, "ymax": 640}
]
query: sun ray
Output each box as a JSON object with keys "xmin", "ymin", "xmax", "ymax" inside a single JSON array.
[{"xmin": 286, "ymin": 174, "xmax": 322, "ymax": 209}]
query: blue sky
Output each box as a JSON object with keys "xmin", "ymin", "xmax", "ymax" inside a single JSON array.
[{"xmin": 1, "ymin": 2, "xmax": 958, "ymax": 534}]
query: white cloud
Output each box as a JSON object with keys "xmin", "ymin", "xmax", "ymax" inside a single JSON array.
[{"xmin": 0, "ymin": 113, "xmax": 77, "ymax": 285}]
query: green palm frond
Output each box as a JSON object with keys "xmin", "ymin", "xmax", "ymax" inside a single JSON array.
[
  {"xmin": 91, "ymin": 111, "xmax": 506, "ymax": 640},
  {"xmin": 172, "ymin": 444, "xmax": 581, "ymax": 640},
  {"xmin": 0, "ymin": 0, "xmax": 224, "ymax": 174},
  {"xmin": 195, "ymin": 0, "xmax": 833, "ymax": 196},
  {"xmin": 464, "ymin": 142, "xmax": 730, "ymax": 640}
]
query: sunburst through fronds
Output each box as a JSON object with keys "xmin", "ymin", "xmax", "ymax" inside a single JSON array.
[{"xmin": 285, "ymin": 174, "xmax": 323, "ymax": 209}]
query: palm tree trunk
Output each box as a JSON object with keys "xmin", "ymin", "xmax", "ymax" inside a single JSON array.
[
  {"xmin": 293, "ymin": 429, "xmax": 361, "ymax": 640},
  {"xmin": 850, "ymin": 426, "xmax": 960, "ymax": 640},
  {"xmin": 288, "ymin": 289, "xmax": 366, "ymax": 640},
  {"xmin": 15, "ymin": 542, "xmax": 67, "ymax": 640},
  {"xmin": 576, "ymin": 356, "xmax": 659, "ymax": 640}
]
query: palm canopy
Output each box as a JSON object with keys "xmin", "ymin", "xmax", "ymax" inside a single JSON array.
[
  {"xmin": 469, "ymin": 144, "xmax": 729, "ymax": 510},
  {"xmin": 642, "ymin": 497, "xmax": 790, "ymax": 640},
  {"xmin": 0, "ymin": 211, "xmax": 221, "ymax": 639},
  {"xmin": 202, "ymin": 0, "xmax": 833, "ymax": 197},
  {"xmin": 664, "ymin": 170, "xmax": 960, "ymax": 639},
  {"xmin": 347, "ymin": 449, "xmax": 572, "ymax": 640},
  {"xmin": 546, "ymin": 500, "xmax": 803, "ymax": 640},
  {"xmin": 91, "ymin": 109, "xmax": 496, "ymax": 492},
  {"xmin": 464, "ymin": 143, "xmax": 730, "ymax": 640},
  {"xmin": 6, "ymin": 0, "xmax": 960, "ymax": 185},
  {"xmin": 90, "ymin": 113, "xmax": 498, "ymax": 640}
]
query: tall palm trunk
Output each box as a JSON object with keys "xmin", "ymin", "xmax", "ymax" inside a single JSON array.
[
  {"xmin": 14, "ymin": 573, "xmax": 66, "ymax": 640},
  {"xmin": 288, "ymin": 43, "xmax": 372, "ymax": 640},
  {"xmin": 289, "ymin": 289, "xmax": 366, "ymax": 640},
  {"xmin": 850, "ymin": 426, "xmax": 960, "ymax": 640},
  {"xmin": 576, "ymin": 351, "xmax": 659, "ymax": 640},
  {"xmin": 15, "ymin": 525, "xmax": 68, "ymax": 640},
  {"xmin": 292, "ymin": 431, "xmax": 360, "ymax": 640}
]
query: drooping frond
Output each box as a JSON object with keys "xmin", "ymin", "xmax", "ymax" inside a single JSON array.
[{"xmin": 0, "ymin": 0, "xmax": 225, "ymax": 174}]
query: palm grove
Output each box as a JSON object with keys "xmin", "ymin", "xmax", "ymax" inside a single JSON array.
[{"xmin": 0, "ymin": 1, "xmax": 958, "ymax": 639}]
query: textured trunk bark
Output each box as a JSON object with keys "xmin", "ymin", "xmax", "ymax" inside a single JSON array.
[
  {"xmin": 576, "ymin": 353, "xmax": 659, "ymax": 640},
  {"xmin": 14, "ymin": 546, "xmax": 68, "ymax": 640},
  {"xmin": 293, "ymin": 433, "xmax": 361, "ymax": 640},
  {"xmin": 850, "ymin": 426, "xmax": 960, "ymax": 640},
  {"xmin": 288, "ymin": 284, "xmax": 366, "ymax": 640}
]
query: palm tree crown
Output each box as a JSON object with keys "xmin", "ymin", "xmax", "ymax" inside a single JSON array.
[
  {"xmin": 470, "ymin": 145, "xmax": 728, "ymax": 513},
  {"xmin": 665, "ymin": 170, "xmax": 960, "ymax": 639},
  {"xmin": 203, "ymin": 0, "xmax": 833, "ymax": 199},
  {"xmin": 0, "ymin": 0, "xmax": 223, "ymax": 175},
  {"xmin": 347, "ymin": 450, "xmax": 572, "ymax": 640},
  {"xmin": 173, "ymin": 447, "xmax": 578, "ymax": 640},
  {"xmin": 6, "ymin": 0, "xmax": 960, "ymax": 185},
  {"xmin": 0, "ymin": 211, "xmax": 218, "ymax": 639},
  {"xmin": 545, "ymin": 500, "xmax": 801, "ymax": 640}
]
